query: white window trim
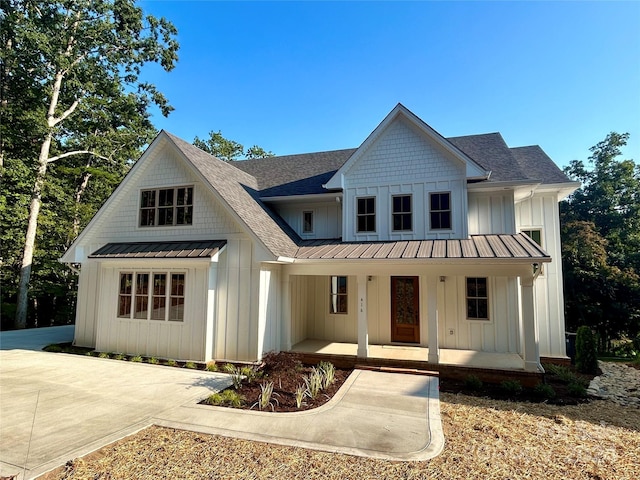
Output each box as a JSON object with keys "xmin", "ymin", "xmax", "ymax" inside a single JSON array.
[
  {"xmin": 355, "ymin": 196, "xmax": 376, "ymax": 234},
  {"xmin": 117, "ymin": 269, "xmax": 186, "ymax": 322},
  {"xmin": 465, "ymin": 277, "xmax": 490, "ymax": 322},
  {"xmin": 138, "ymin": 185, "xmax": 194, "ymax": 228},
  {"xmin": 329, "ymin": 275, "xmax": 348, "ymax": 315}
]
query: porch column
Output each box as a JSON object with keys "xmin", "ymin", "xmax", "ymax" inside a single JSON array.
[
  {"xmin": 521, "ymin": 276, "xmax": 541, "ymax": 372},
  {"xmin": 281, "ymin": 271, "xmax": 292, "ymax": 351},
  {"xmin": 204, "ymin": 262, "xmax": 218, "ymax": 361},
  {"xmin": 427, "ymin": 275, "xmax": 439, "ymax": 364},
  {"xmin": 357, "ymin": 274, "xmax": 369, "ymax": 358}
]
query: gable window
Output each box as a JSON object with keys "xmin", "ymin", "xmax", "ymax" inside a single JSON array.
[
  {"xmin": 329, "ymin": 276, "xmax": 348, "ymax": 314},
  {"xmin": 522, "ymin": 229, "xmax": 542, "ymax": 246},
  {"xmin": 302, "ymin": 211, "xmax": 314, "ymax": 233},
  {"xmin": 118, "ymin": 271, "xmax": 185, "ymax": 322},
  {"xmin": 430, "ymin": 192, "xmax": 451, "ymax": 230},
  {"xmin": 140, "ymin": 186, "xmax": 193, "ymax": 227},
  {"xmin": 356, "ymin": 197, "xmax": 376, "ymax": 233},
  {"xmin": 392, "ymin": 195, "xmax": 412, "ymax": 231},
  {"xmin": 466, "ymin": 277, "xmax": 488, "ymax": 320}
]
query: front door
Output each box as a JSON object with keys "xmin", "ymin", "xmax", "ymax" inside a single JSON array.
[{"xmin": 391, "ymin": 276, "xmax": 420, "ymax": 343}]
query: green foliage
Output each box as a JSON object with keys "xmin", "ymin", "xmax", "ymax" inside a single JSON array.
[
  {"xmin": 206, "ymin": 362, "xmax": 218, "ymax": 372},
  {"xmin": 544, "ymin": 364, "xmax": 578, "ymax": 384},
  {"xmin": 575, "ymin": 326, "xmax": 599, "ymax": 374},
  {"xmin": 147, "ymin": 357, "xmax": 159, "ymax": 365},
  {"xmin": 223, "ymin": 364, "xmax": 244, "ymax": 389},
  {"xmin": 562, "ymin": 133, "xmax": 640, "ymax": 348},
  {"xmin": 130, "ymin": 355, "xmax": 143, "ymax": 363},
  {"xmin": 240, "ymin": 365, "xmax": 262, "ymax": 383},
  {"xmin": 318, "ymin": 361, "xmax": 336, "ymax": 389},
  {"xmin": 112, "ymin": 353, "xmax": 125, "ymax": 361},
  {"xmin": 193, "ymin": 130, "xmax": 274, "ymax": 161},
  {"xmin": 184, "ymin": 361, "xmax": 197, "ymax": 369},
  {"xmin": 295, "ymin": 384, "xmax": 308, "ymax": 409},
  {"xmin": 98, "ymin": 352, "xmax": 110, "ymax": 359},
  {"xmin": 203, "ymin": 390, "xmax": 244, "ymax": 408},
  {"xmin": 463, "ymin": 375, "xmax": 483, "ymax": 391},
  {"xmin": 166, "ymin": 359, "xmax": 178, "ymax": 367},
  {"xmin": 252, "ymin": 381, "xmax": 279, "ymax": 411},
  {"xmin": 500, "ymin": 380, "xmax": 523, "ymax": 396},
  {"xmin": 533, "ymin": 383, "xmax": 556, "ymax": 400},
  {"xmin": 304, "ymin": 367, "xmax": 324, "ymax": 399},
  {"xmin": 568, "ymin": 381, "xmax": 588, "ymax": 398}
]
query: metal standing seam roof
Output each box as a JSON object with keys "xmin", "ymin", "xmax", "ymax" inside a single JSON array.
[
  {"xmin": 294, "ymin": 234, "xmax": 550, "ymax": 261},
  {"xmin": 88, "ymin": 240, "xmax": 227, "ymax": 259}
]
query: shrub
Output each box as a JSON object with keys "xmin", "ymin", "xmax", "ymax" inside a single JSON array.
[
  {"xmin": 568, "ymin": 381, "xmax": 587, "ymax": 398},
  {"xmin": 223, "ymin": 364, "xmax": 244, "ymax": 389},
  {"xmin": 240, "ymin": 365, "xmax": 262, "ymax": 383},
  {"xmin": 633, "ymin": 333, "xmax": 640, "ymax": 353},
  {"xmin": 500, "ymin": 380, "xmax": 523, "ymax": 396},
  {"xmin": 575, "ymin": 326, "xmax": 598, "ymax": 374},
  {"xmin": 113, "ymin": 353, "xmax": 125, "ymax": 360},
  {"xmin": 184, "ymin": 361, "xmax": 197, "ymax": 369},
  {"xmin": 319, "ymin": 361, "xmax": 336, "ymax": 389},
  {"xmin": 533, "ymin": 383, "xmax": 556, "ymax": 400},
  {"xmin": 252, "ymin": 381, "xmax": 279, "ymax": 411},
  {"xmin": 206, "ymin": 362, "xmax": 218, "ymax": 372},
  {"xmin": 98, "ymin": 352, "xmax": 110, "ymax": 359},
  {"xmin": 166, "ymin": 359, "xmax": 178, "ymax": 367},
  {"xmin": 147, "ymin": 357, "xmax": 159, "ymax": 365},
  {"xmin": 464, "ymin": 375, "xmax": 483, "ymax": 391},
  {"xmin": 304, "ymin": 367, "xmax": 324, "ymax": 399},
  {"xmin": 130, "ymin": 355, "xmax": 143, "ymax": 363},
  {"xmin": 545, "ymin": 364, "xmax": 578, "ymax": 384},
  {"xmin": 204, "ymin": 389, "xmax": 244, "ymax": 408}
]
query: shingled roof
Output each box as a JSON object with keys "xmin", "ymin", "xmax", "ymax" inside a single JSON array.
[{"xmin": 165, "ymin": 132, "xmax": 300, "ymax": 258}]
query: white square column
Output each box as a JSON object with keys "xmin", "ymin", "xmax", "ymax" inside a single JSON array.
[
  {"xmin": 357, "ymin": 274, "xmax": 369, "ymax": 358},
  {"xmin": 427, "ymin": 275, "xmax": 440, "ymax": 364},
  {"xmin": 521, "ymin": 276, "xmax": 541, "ymax": 372}
]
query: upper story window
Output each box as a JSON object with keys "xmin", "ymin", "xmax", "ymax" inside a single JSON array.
[
  {"xmin": 392, "ymin": 195, "xmax": 412, "ymax": 231},
  {"xmin": 430, "ymin": 192, "xmax": 451, "ymax": 230},
  {"xmin": 140, "ymin": 186, "xmax": 193, "ymax": 227},
  {"xmin": 118, "ymin": 271, "xmax": 185, "ymax": 322},
  {"xmin": 302, "ymin": 211, "xmax": 314, "ymax": 233},
  {"xmin": 356, "ymin": 197, "xmax": 376, "ymax": 233},
  {"xmin": 466, "ymin": 277, "xmax": 488, "ymax": 320},
  {"xmin": 522, "ymin": 229, "xmax": 542, "ymax": 246}
]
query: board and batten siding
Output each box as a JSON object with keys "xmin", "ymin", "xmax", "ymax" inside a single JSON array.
[
  {"xmin": 515, "ymin": 193, "xmax": 567, "ymax": 357},
  {"xmin": 256, "ymin": 264, "xmax": 281, "ymax": 358},
  {"xmin": 467, "ymin": 191, "xmax": 517, "ymax": 235},
  {"xmin": 272, "ymin": 201, "xmax": 342, "ymax": 239},
  {"xmin": 94, "ymin": 262, "xmax": 210, "ymax": 360},
  {"xmin": 73, "ymin": 261, "xmax": 100, "ymax": 348},
  {"xmin": 341, "ymin": 116, "xmax": 468, "ymax": 242}
]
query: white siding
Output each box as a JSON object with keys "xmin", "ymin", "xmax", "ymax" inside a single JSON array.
[
  {"xmin": 468, "ymin": 191, "xmax": 516, "ymax": 234},
  {"xmin": 516, "ymin": 193, "xmax": 567, "ymax": 357},
  {"xmin": 272, "ymin": 201, "xmax": 342, "ymax": 239},
  {"xmin": 73, "ymin": 261, "xmax": 100, "ymax": 348},
  {"xmin": 341, "ymin": 116, "xmax": 468, "ymax": 242},
  {"xmin": 256, "ymin": 264, "xmax": 281, "ymax": 358}
]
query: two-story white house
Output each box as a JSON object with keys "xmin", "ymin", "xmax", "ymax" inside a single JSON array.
[{"xmin": 61, "ymin": 104, "xmax": 579, "ymax": 372}]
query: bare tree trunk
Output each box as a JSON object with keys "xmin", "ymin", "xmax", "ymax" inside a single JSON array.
[
  {"xmin": 15, "ymin": 133, "xmax": 52, "ymax": 328},
  {"xmin": 71, "ymin": 167, "xmax": 92, "ymax": 241}
]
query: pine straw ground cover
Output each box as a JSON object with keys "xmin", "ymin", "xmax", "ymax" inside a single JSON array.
[{"xmin": 41, "ymin": 394, "xmax": 639, "ymax": 480}]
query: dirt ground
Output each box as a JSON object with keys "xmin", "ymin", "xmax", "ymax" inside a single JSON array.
[{"xmin": 40, "ymin": 392, "xmax": 640, "ymax": 480}]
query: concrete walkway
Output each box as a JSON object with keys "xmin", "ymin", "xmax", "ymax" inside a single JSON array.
[{"xmin": 0, "ymin": 327, "xmax": 443, "ymax": 480}]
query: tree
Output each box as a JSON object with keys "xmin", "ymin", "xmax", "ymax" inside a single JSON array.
[
  {"xmin": 193, "ymin": 130, "xmax": 274, "ymax": 161},
  {"xmin": 1, "ymin": 0, "xmax": 179, "ymax": 328},
  {"xmin": 562, "ymin": 133, "xmax": 640, "ymax": 348}
]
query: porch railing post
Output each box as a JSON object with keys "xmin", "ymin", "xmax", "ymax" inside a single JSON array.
[{"xmin": 357, "ymin": 274, "xmax": 369, "ymax": 358}]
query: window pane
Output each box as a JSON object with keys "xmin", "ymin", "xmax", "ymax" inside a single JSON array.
[
  {"xmin": 169, "ymin": 297, "xmax": 184, "ymax": 321},
  {"xmin": 157, "ymin": 207, "xmax": 173, "ymax": 226},
  {"xmin": 159, "ymin": 189, "xmax": 174, "ymax": 206},
  {"xmin": 171, "ymin": 274, "xmax": 185, "ymax": 296},
  {"xmin": 134, "ymin": 295, "xmax": 148, "ymax": 319},
  {"xmin": 120, "ymin": 273, "xmax": 132, "ymax": 294},
  {"xmin": 151, "ymin": 296, "xmax": 166, "ymax": 320},
  {"xmin": 140, "ymin": 209, "xmax": 155, "ymax": 226},
  {"xmin": 136, "ymin": 274, "xmax": 149, "ymax": 294},
  {"xmin": 141, "ymin": 190, "xmax": 155, "ymax": 208},
  {"xmin": 177, "ymin": 187, "xmax": 192, "ymax": 206},
  {"xmin": 118, "ymin": 295, "xmax": 131, "ymax": 318}
]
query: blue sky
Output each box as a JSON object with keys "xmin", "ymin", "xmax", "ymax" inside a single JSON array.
[{"xmin": 139, "ymin": 0, "xmax": 639, "ymax": 169}]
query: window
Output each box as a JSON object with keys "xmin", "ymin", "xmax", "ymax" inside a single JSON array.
[
  {"xmin": 392, "ymin": 195, "xmax": 412, "ymax": 231},
  {"xmin": 466, "ymin": 277, "xmax": 488, "ymax": 320},
  {"xmin": 356, "ymin": 197, "xmax": 375, "ymax": 232},
  {"xmin": 118, "ymin": 271, "xmax": 185, "ymax": 322},
  {"xmin": 140, "ymin": 186, "xmax": 193, "ymax": 227},
  {"xmin": 329, "ymin": 276, "xmax": 348, "ymax": 314},
  {"xmin": 522, "ymin": 229, "xmax": 542, "ymax": 246},
  {"xmin": 430, "ymin": 192, "xmax": 451, "ymax": 230},
  {"xmin": 302, "ymin": 211, "xmax": 314, "ymax": 233}
]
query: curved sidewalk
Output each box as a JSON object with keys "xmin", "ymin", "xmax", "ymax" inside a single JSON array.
[{"xmin": 0, "ymin": 327, "xmax": 443, "ymax": 480}]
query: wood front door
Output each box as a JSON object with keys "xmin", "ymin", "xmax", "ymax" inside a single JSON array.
[{"xmin": 391, "ymin": 276, "xmax": 420, "ymax": 343}]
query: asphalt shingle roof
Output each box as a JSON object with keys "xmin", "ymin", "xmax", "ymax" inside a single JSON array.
[{"xmin": 510, "ymin": 145, "xmax": 572, "ymax": 184}]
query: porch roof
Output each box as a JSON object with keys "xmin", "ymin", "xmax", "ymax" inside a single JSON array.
[
  {"xmin": 88, "ymin": 240, "xmax": 226, "ymax": 259},
  {"xmin": 294, "ymin": 234, "xmax": 550, "ymax": 261}
]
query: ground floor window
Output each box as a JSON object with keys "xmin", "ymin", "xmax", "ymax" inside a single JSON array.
[
  {"xmin": 118, "ymin": 271, "xmax": 185, "ymax": 322},
  {"xmin": 329, "ymin": 276, "xmax": 348, "ymax": 314},
  {"xmin": 466, "ymin": 277, "xmax": 488, "ymax": 320}
]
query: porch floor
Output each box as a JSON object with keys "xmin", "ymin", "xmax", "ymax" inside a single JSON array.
[{"xmin": 291, "ymin": 339, "xmax": 525, "ymax": 371}]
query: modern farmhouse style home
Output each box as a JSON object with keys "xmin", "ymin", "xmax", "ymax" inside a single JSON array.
[{"xmin": 61, "ymin": 104, "xmax": 579, "ymax": 372}]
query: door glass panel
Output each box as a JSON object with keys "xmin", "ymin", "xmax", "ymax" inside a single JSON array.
[{"xmin": 394, "ymin": 278, "xmax": 416, "ymax": 325}]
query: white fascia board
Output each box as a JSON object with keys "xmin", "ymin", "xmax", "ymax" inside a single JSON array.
[
  {"xmin": 468, "ymin": 180, "xmax": 542, "ymax": 192},
  {"xmin": 59, "ymin": 131, "xmax": 169, "ymax": 264},
  {"xmin": 261, "ymin": 192, "xmax": 343, "ymax": 204},
  {"xmin": 535, "ymin": 182, "xmax": 581, "ymax": 201}
]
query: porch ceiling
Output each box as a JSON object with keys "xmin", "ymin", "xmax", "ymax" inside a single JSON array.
[{"xmin": 294, "ymin": 234, "xmax": 550, "ymax": 262}]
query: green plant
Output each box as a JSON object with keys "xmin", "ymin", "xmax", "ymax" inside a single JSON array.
[
  {"xmin": 185, "ymin": 361, "xmax": 197, "ymax": 369},
  {"xmin": 576, "ymin": 326, "xmax": 598, "ymax": 374},
  {"xmin": 44, "ymin": 344, "xmax": 63, "ymax": 353},
  {"xmin": 206, "ymin": 362, "xmax": 218, "ymax": 372},
  {"xmin": 98, "ymin": 352, "xmax": 110, "ymax": 359},
  {"xmin": 203, "ymin": 390, "xmax": 244, "ymax": 408},
  {"xmin": 464, "ymin": 375, "xmax": 483, "ymax": 391},
  {"xmin": 545, "ymin": 364, "xmax": 578, "ymax": 384},
  {"xmin": 295, "ymin": 384, "xmax": 308, "ymax": 408},
  {"xmin": 500, "ymin": 380, "xmax": 523, "ymax": 396},
  {"xmin": 223, "ymin": 364, "xmax": 244, "ymax": 389},
  {"xmin": 167, "ymin": 359, "xmax": 178, "ymax": 367},
  {"xmin": 240, "ymin": 365, "xmax": 262, "ymax": 383},
  {"xmin": 319, "ymin": 361, "xmax": 336, "ymax": 389},
  {"xmin": 147, "ymin": 357, "xmax": 159, "ymax": 365},
  {"xmin": 130, "ymin": 355, "xmax": 143, "ymax": 363},
  {"xmin": 568, "ymin": 381, "xmax": 587, "ymax": 398},
  {"xmin": 533, "ymin": 383, "xmax": 556, "ymax": 400},
  {"xmin": 252, "ymin": 381, "xmax": 279, "ymax": 411},
  {"xmin": 304, "ymin": 367, "xmax": 324, "ymax": 399},
  {"xmin": 113, "ymin": 353, "xmax": 125, "ymax": 361}
]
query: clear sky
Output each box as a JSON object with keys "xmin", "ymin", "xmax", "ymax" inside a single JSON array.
[{"xmin": 139, "ymin": 0, "xmax": 640, "ymax": 169}]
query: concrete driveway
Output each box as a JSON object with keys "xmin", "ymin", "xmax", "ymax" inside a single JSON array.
[{"xmin": 0, "ymin": 327, "xmax": 231, "ymax": 480}]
